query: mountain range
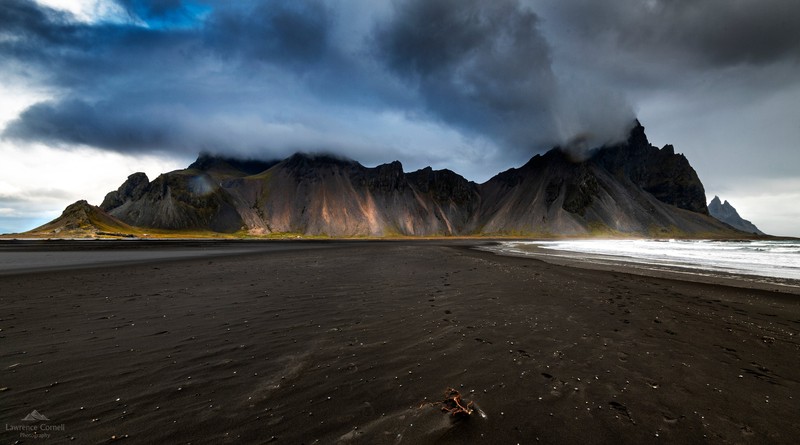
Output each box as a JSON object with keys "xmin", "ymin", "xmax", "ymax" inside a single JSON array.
[
  {"xmin": 708, "ymin": 196, "xmax": 764, "ymax": 235},
  {"xmin": 26, "ymin": 121, "xmax": 755, "ymax": 238}
]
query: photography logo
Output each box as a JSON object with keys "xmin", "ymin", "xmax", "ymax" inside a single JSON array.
[
  {"xmin": 6, "ymin": 409, "xmax": 65, "ymax": 440},
  {"xmin": 22, "ymin": 410, "xmax": 50, "ymax": 422}
]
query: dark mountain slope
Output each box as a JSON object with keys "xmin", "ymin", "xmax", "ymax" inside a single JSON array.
[
  {"xmin": 219, "ymin": 154, "xmax": 479, "ymax": 236},
  {"xmin": 101, "ymin": 169, "xmax": 244, "ymax": 233},
  {"xmin": 593, "ymin": 122, "xmax": 708, "ymax": 214},
  {"xmin": 475, "ymin": 122, "xmax": 732, "ymax": 236}
]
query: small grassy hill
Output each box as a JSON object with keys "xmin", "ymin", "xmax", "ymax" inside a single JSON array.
[{"xmin": 25, "ymin": 200, "xmax": 141, "ymax": 238}]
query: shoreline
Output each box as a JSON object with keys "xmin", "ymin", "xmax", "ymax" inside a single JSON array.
[
  {"xmin": 480, "ymin": 241, "xmax": 800, "ymax": 296},
  {"xmin": 1, "ymin": 241, "xmax": 798, "ymax": 443},
  {"xmin": 2, "ymin": 238, "xmax": 797, "ymax": 294}
]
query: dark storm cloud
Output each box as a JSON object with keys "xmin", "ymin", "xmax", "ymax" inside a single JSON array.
[
  {"xmin": 1, "ymin": 95, "xmax": 382, "ymax": 157},
  {"xmin": 374, "ymin": 0, "xmax": 561, "ymax": 151},
  {"xmin": 0, "ymin": 0, "xmax": 200, "ymax": 94},
  {"xmin": 205, "ymin": 1, "xmax": 331, "ymax": 69},
  {"xmin": 539, "ymin": 0, "xmax": 800, "ymax": 76},
  {"xmin": 3, "ymin": 99, "xmax": 176, "ymax": 152},
  {"xmin": 657, "ymin": 0, "xmax": 800, "ymax": 67},
  {"xmin": 3, "ymin": 0, "xmax": 736, "ymax": 170},
  {"xmin": 0, "ymin": 0, "xmax": 334, "ymax": 85},
  {"xmin": 0, "ymin": 0, "xmax": 343, "ymax": 154}
]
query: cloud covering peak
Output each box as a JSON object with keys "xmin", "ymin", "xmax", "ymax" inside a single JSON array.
[
  {"xmin": 1, "ymin": 0, "xmax": 799, "ymax": 184},
  {"xmin": 0, "ymin": 0, "xmax": 639, "ymax": 175}
]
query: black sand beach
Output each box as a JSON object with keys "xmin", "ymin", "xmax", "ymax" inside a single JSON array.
[{"xmin": 1, "ymin": 241, "xmax": 798, "ymax": 444}]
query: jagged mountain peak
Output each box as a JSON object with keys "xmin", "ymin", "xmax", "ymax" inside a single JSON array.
[
  {"xmin": 627, "ymin": 119, "xmax": 649, "ymax": 147},
  {"xmin": 100, "ymin": 172, "xmax": 150, "ymax": 211},
  {"xmin": 409, "ymin": 166, "xmax": 473, "ymax": 183},
  {"xmin": 590, "ymin": 125, "xmax": 708, "ymax": 215},
  {"xmin": 373, "ymin": 160, "xmax": 404, "ymax": 173},
  {"xmin": 708, "ymin": 196, "xmax": 764, "ymax": 235}
]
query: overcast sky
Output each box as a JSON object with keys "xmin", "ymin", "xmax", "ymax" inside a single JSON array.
[{"xmin": 1, "ymin": 0, "xmax": 798, "ymax": 236}]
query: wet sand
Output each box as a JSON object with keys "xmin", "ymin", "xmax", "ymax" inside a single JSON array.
[{"xmin": 1, "ymin": 241, "xmax": 798, "ymax": 444}]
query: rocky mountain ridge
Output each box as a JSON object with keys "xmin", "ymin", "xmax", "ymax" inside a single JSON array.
[
  {"xmin": 30, "ymin": 121, "xmax": 749, "ymax": 238},
  {"xmin": 708, "ymin": 196, "xmax": 764, "ymax": 235}
]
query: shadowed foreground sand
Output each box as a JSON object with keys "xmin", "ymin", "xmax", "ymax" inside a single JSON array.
[{"xmin": 1, "ymin": 241, "xmax": 798, "ymax": 444}]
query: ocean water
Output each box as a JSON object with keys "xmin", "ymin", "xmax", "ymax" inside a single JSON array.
[{"xmin": 495, "ymin": 239, "xmax": 800, "ymax": 282}]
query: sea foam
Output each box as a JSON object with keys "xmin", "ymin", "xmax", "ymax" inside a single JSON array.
[{"xmin": 495, "ymin": 239, "xmax": 800, "ymax": 282}]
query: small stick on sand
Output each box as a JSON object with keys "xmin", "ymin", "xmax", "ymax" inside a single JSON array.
[{"xmin": 421, "ymin": 388, "xmax": 475, "ymax": 419}]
